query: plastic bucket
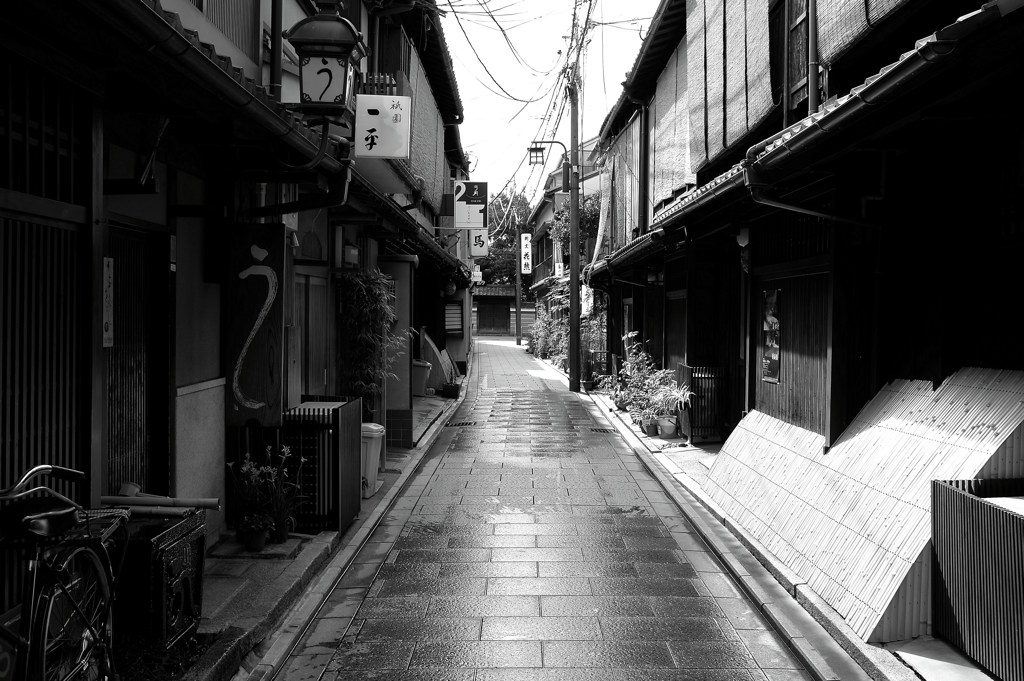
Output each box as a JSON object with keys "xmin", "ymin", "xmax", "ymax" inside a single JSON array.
[
  {"xmin": 360, "ymin": 423, "xmax": 385, "ymax": 498},
  {"xmin": 412, "ymin": 359, "xmax": 432, "ymax": 396}
]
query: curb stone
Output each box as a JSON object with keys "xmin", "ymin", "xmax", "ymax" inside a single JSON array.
[{"xmin": 585, "ymin": 388, "xmax": 915, "ymax": 681}]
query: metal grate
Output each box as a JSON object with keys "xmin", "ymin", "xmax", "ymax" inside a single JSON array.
[
  {"xmin": 590, "ymin": 428, "xmax": 616, "ymax": 433},
  {"xmin": 445, "ymin": 421, "xmax": 478, "ymax": 427}
]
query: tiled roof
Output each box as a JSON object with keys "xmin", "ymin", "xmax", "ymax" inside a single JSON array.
[{"xmin": 595, "ymin": 0, "xmax": 1020, "ymax": 273}]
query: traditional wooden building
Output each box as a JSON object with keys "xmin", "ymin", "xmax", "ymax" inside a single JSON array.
[
  {"xmin": 590, "ymin": 0, "xmax": 1024, "ymax": 659},
  {"xmin": 0, "ymin": 0, "xmax": 471, "ymax": 574}
]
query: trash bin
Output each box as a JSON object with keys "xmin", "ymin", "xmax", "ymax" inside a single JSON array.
[
  {"xmin": 412, "ymin": 359, "xmax": 432, "ymax": 396},
  {"xmin": 360, "ymin": 423, "xmax": 385, "ymax": 499}
]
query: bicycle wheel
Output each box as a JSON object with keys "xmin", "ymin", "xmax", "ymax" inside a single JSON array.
[{"xmin": 32, "ymin": 546, "xmax": 113, "ymax": 681}]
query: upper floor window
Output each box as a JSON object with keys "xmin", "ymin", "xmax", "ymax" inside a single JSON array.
[{"xmin": 769, "ymin": 0, "xmax": 809, "ymax": 119}]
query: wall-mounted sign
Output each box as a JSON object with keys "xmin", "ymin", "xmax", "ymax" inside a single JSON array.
[
  {"xmin": 102, "ymin": 257, "xmax": 114, "ymax": 348},
  {"xmin": 469, "ymin": 229, "xmax": 488, "ymax": 257},
  {"xmin": 554, "ymin": 262, "xmax": 564, "ymax": 277},
  {"xmin": 520, "ymin": 233, "xmax": 532, "ymax": 274},
  {"xmin": 354, "ymin": 95, "xmax": 412, "ymax": 158},
  {"xmin": 762, "ymin": 289, "xmax": 781, "ymax": 383},
  {"xmin": 454, "ymin": 181, "xmax": 487, "ymax": 230}
]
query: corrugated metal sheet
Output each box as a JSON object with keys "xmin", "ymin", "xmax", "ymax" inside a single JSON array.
[{"xmin": 705, "ymin": 367, "xmax": 1024, "ymax": 641}]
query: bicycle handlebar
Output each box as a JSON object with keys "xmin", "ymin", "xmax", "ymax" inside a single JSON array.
[{"xmin": 0, "ymin": 465, "xmax": 86, "ymax": 500}]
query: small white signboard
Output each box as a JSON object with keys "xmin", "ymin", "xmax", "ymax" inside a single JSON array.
[
  {"xmin": 354, "ymin": 95, "xmax": 412, "ymax": 158},
  {"xmin": 469, "ymin": 229, "xmax": 488, "ymax": 257},
  {"xmin": 520, "ymin": 233, "xmax": 532, "ymax": 274},
  {"xmin": 454, "ymin": 181, "xmax": 487, "ymax": 230},
  {"xmin": 555, "ymin": 262, "xmax": 564, "ymax": 277}
]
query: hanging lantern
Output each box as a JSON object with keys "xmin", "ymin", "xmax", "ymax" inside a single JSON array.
[{"xmin": 284, "ymin": 1, "xmax": 367, "ymax": 119}]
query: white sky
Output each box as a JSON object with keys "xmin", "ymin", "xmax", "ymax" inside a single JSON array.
[{"xmin": 438, "ymin": 0, "xmax": 661, "ymax": 205}]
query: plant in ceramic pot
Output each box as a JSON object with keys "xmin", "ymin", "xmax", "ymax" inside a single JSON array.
[
  {"xmin": 617, "ymin": 334, "xmax": 675, "ymax": 431},
  {"xmin": 227, "ymin": 452, "xmax": 267, "ymax": 527},
  {"xmin": 656, "ymin": 383, "xmax": 696, "ymax": 443},
  {"xmin": 655, "ymin": 384, "xmax": 695, "ymax": 438},
  {"xmin": 236, "ymin": 513, "xmax": 275, "ymax": 552}
]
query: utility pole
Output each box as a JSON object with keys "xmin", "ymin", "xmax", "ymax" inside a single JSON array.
[
  {"xmin": 567, "ymin": 68, "xmax": 581, "ymax": 393},
  {"xmin": 515, "ymin": 220, "xmax": 523, "ymax": 346}
]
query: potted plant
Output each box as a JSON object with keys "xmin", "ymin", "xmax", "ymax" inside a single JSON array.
[
  {"xmin": 581, "ymin": 355, "xmax": 595, "ymax": 391},
  {"xmin": 227, "ymin": 451, "xmax": 267, "ymax": 528},
  {"xmin": 438, "ymin": 366, "xmax": 460, "ymax": 399},
  {"xmin": 656, "ymin": 383, "xmax": 696, "ymax": 443},
  {"xmin": 228, "ymin": 446, "xmax": 306, "ymax": 544},
  {"xmin": 654, "ymin": 384, "xmax": 695, "ymax": 438},
  {"xmin": 236, "ymin": 513, "xmax": 275, "ymax": 552},
  {"xmin": 260, "ymin": 445, "xmax": 306, "ymax": 543},
  {"xmin": 336, "ymin": 269, "xmax": 408, "ymax": 423}
]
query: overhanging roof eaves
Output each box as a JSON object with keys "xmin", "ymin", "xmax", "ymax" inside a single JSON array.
[
  {"xmin": 596, "ymin": 0, "xmax": 1022, "ymax": 274},
  {"xmin": 350, "ymin": 170, "xmax": 470, "ymax": 282},
  {"xmin": 400, "ymin": 4, "xmax": 465, "ymax": 124},
  {"xmin": 89, "ymin": 0, "xmax": 346, "ymax": 175},
  {"xmin": 598, "ymin": 0, "xmax": 687, "ymax": 140}
]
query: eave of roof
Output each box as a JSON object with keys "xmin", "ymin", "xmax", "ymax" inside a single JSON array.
[
  {"xmin": 598, "ymin": 0, "xmax": 687, "ymax": 141},
  {"xmin": 399, "ymin": 3, "xmax": 465, "ymax": 125},
  {"xmin": 593, "ymin": 0, "xmax": 1021, "ymax": 280},
  {"xmin": 89, "ymin": 0, "xmax": 346, "ymax": 174},
  {"xmin": 350, "ymin": 169, "xmax": 470, "ymax": 283}
]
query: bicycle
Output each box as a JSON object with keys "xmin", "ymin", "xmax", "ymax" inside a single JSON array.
[{"xmin": 0, "ymin": 465, "xmax": 130, "ymax": 681}]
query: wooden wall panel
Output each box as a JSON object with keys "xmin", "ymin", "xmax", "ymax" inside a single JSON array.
[
  {"xmin": 1, "ymin": 215, "xmax": 82, "ymax": 611},
  {"xmin": 755, "ymin": 274, "xmax": 828, "ymax": 434}
]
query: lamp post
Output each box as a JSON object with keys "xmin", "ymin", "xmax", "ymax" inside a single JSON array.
[{"xmin": 526, "ymin": 71, "xmax": 581, "ymax": 392}]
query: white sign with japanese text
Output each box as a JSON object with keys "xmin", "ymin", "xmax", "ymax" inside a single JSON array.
[
  {"xmin": 520, "ymin": 233, "xmax": 532, "ymax": 274},
  {"xmin": 354, "ymin": 95, "xmax": 412, "ymax": 158},
  {"xmin": 453, "ymin": 181, "xmax": 487, "ymax": 230},
  {"xmin": 555, "ymin": 262, "xmax": 564, "ymax": 277},
  {"xmin": 469, "ymin": 229, "xmax": 488, "ymax": 257}
]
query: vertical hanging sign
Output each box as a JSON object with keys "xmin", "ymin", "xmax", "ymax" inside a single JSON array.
[
  {"xmin": 453, "ymin": 181, "xmax": 487, "ymax": 230},
  {"xmin": 520, "ymin": 233, "xmax": 532, "ymax": 274},
  {"xmin": 102, "ymin": 257, "xmax": 114, "ymax": 348},
  {"xmin": 762, "ymin": 289, "xmax": 781, "ymax": 383}
]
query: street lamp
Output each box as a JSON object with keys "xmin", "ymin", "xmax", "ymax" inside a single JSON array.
[
  {"xmin": 526, "ymin": 127, "xmax": 580, "ymax": 392},
  {"xmin": 284, "ymin": 1, "xmax": 367, "ymax": 121}
]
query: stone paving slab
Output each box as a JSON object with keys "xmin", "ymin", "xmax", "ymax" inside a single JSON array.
[{"xmin": 243, "ymin": 338, "xmax": 919, "ymax": 681}]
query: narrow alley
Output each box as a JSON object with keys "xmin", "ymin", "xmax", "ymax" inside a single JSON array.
[{"xmin": 267, "ymin": 338, "xmax": 868, "ymax": 680}]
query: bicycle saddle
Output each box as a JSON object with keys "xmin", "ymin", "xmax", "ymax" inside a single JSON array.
[{"xmin": 0, "ymin": 497, "xmax": 80, "ymax": 538}]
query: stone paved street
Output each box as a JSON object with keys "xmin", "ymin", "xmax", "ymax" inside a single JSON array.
[{"xmin": 276, "ymin": 338, "xmax": 813, "ymax": 680}]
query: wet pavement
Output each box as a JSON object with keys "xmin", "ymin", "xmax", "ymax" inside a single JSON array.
[{"xmin": 268, "ymin": 338, "xmax": 830, "ymax": 680}]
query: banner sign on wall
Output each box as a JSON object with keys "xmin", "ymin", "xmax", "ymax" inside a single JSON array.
[
  {"xmin": 454, "ymin": 181, "xmax": 487, "ymax": 230},
  {"xmin": 520, "ymin": 233, "xmax": 532, "ymax": 274},
  {"xmin": 469, "ymin": 229, "xmax": 488, "ymax": 257},
  {"xmin": 762, "ymin": 289, "xmax": 781, "ymax": 383}
]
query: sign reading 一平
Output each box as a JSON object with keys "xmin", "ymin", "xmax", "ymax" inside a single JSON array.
[{"xmin": 354, "ymin": 95, "xmax": 412, "ymax": 159}]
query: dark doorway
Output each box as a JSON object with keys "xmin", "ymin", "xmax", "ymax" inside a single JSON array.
[{"xmin": 106, "ymin": 225, "xmax": 171, "ymax": 495}]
